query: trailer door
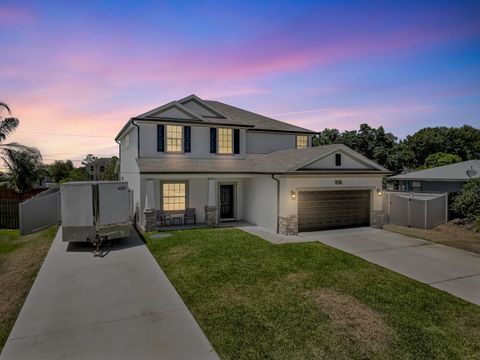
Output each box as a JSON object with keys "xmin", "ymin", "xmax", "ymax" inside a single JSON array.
[{"xmin": 97, "ymin": 183, "xmax": 130, "ymax": 225}]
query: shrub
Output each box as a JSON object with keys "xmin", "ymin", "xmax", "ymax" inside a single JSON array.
[{"xmin": 451, "ymin": 179, "xmax": 480, "ymax": 220}]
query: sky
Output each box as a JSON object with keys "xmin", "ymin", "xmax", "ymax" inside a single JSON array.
[{"xmin": 1, "ymin": 0, "xmax": 479, "ymax": 167}]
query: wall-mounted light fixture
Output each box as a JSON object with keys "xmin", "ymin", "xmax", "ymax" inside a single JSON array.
[
  {"xmin": 376, "ymin": 188, "xmax": 384, "ymax": 196},
  {"xmin": 291, "ymin": 190, "xmax": 297, "ymax": 200}
]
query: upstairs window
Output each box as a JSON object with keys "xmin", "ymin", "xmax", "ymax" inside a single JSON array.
[
  {"xmin": 296, "ymin": 135, "xmax": 308, "ymax": 149},
  {"xmin": 166, "ymin": 125, "xmax": 183, "ymax": 152},
  {"xmin": 335, "ymin": 153, "xmax": 342, "ymax": 166},
  {"xmin": 218, "ymin": 128, "xmax": 233, "ymax": 154},
  {"xmin": 162, "ymin": 182, "xmax": 186, "ymax": 211}
]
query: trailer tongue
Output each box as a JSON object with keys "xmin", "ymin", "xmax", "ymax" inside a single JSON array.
[{"xmin": 60, "ymin": 181, "xmax": 132, "ymax": 255}]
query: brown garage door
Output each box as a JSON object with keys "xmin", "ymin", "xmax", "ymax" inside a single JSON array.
[{"xmin": 298, "ymin": 190, "xmax": 371, "ymax": 232}]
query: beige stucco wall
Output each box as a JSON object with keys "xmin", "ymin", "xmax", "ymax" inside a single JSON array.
[
  {"xmin": 118, "ymin": 127, "xmax": 141, "ymax": 223},
  {"xmin": 246, "ymin": 132, "xmax": 312, "ymax": 154},
  {"xmin": 139, "ymin": 174, "xmax": 250, "ymax": 225},
  {"xmin": 243, "ymin": 175, "xmax": 278, "ymax": 232},
  {"xmin": 138, "ymin": 122, "xmax": 247, "ymax": 159}
]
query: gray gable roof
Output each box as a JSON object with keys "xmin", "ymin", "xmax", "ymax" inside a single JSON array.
[
  {"xmin": 137, "ymin": 144, "xmax": 389, "ymax": 174},
  {"xmin": 389, "ymin": 160, "xmax": 480, "ymax": 181},
  {"xmin": 203, "ymin": 100, "xmax": 315, "ymax": 134},
  {"xmin": 131, "ymin": 94, "xmax": 315, "ymax": 134}
]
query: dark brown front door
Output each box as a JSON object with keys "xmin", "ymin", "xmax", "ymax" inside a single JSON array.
[
  {"xmin": 220, "ymin": 185, "xmax": 235, "ymax": 219},
  {"xmin": 298, "ymin": 190, "xmax": 370, "ymax": 232}
]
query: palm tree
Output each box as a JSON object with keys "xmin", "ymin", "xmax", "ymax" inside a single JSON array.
[
  {"xmin": 0, "ymin": 102, "xmax": 44, "ymax": 193},
  {"xmin": 0, "ymin": 102, "xmax": 19, "ymax": 143},
  {"xmin": 1, "ymin": 146, "xmax": 45, "ymax": 193}
]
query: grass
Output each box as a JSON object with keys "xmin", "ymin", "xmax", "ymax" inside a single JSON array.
[
  {"xmin": 0, "ymin": 226, "xmax": 58, "ymax": 352},
  {"xmin": 384, "ymin": 222, "xmax": 480, "ymax": 254},
  {"xmin": 146, "ymin": 228, "xmax": 480, "ymax": 360}
]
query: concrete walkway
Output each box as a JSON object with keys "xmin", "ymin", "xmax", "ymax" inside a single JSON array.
[
  {"xmin": 0, "ymin": 227, "xmax": 218, "ymax": 360},
  {"xmin": 242, "ymin": 226, "xmax": 480, "ymax": 306}
]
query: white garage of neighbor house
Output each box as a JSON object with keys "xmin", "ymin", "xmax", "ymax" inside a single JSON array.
[{"xmin": 115, "ymin": 94, "xmax": 389, "ymax": 234}]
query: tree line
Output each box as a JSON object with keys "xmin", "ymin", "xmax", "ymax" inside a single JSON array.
[{"xmin": 314, "ymin": 124, "xmax": 480, "ymax": 173}]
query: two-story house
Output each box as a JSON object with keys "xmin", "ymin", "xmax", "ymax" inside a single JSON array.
[
  {"xmin": 115, "ymin": 95, "xmax": 389, "ymax": 234},
  {"xmin": 85, "ymin": 157, "xmax": 110, "ymax": 180}
]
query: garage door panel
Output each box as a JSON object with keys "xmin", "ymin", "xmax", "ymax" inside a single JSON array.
[{"xmin": 298, "ymin": 190, "xmax": 371, "ymax": 232}]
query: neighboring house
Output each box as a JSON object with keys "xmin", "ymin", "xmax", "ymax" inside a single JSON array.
[
  {"xmin": 389, "ymin": 160, "xmax": 480, "ymax": 193},
  {"xmin": 85, "ymin": 158, "xmax": 110, "ymax": 180},
  {"xmin": 115, "ymin": 94, "xmax": 389, "ymax": 234}
]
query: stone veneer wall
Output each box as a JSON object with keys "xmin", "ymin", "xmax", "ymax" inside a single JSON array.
[
  {"xmin": 371, "ymin": 210, "xmax": 384, "ymax": 228},
  {"xmin": 204, "ymin": 206, "xmax": 218, "ymax": 226},
  {"xmin": 144, "ymin": 208, "xmax": 156, "ymax": 232},
  {"xmin": 279, "ymin": 215, "xmax": 298, "ymax": 235}
]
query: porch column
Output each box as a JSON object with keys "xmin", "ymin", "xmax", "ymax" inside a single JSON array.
[
  {"xmin": 205, "ymin": 178, "xmax": 217, "ymax": 226},
  {"xmin": 144, "ymin": 179, "xmax": 156, "ymax": 232}
]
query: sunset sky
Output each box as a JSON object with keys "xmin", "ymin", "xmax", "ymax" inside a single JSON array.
[{"xmin": 1, "ymin": 0, "xmax": 479, "ymax": 167}]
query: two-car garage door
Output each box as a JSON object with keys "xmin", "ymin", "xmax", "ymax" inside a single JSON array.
[{"xmin": 298, "ymin": 190, "xmax": 371, "ymax": 232}]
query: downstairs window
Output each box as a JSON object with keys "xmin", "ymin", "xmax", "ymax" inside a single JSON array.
[{"xmin": 162, "ymin": 182, "xmax": 186, "ymax": 211}]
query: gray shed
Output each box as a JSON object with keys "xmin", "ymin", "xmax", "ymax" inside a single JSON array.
[{"xmin": 382, "ymin": 191, "xmax": 448, "ymax": 229}]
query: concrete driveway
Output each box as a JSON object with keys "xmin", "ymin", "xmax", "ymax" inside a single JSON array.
[
  {"xmin": 0, "ymin": 227, "xmax": 218, "ymax": 360},
  {"xmin": 299, "ymin": 227, "xmax": 480, "ymax": 306}
]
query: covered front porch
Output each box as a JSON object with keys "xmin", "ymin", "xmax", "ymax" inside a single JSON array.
[{"xmin": 141, "ymin": 174, "xmax": 254, "ymax": 231}]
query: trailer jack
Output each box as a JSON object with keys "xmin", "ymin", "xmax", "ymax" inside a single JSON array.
[{"xmin": 92, "ymin": 235, "xmax": 106, "ymax": 257}]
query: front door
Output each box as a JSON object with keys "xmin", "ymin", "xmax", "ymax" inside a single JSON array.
[{"xmin": 219, "ymin": 184, "xmax": 235, "ymax": 220}]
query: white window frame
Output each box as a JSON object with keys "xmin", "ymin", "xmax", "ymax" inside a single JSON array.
[
  {"xmin": 165, "ymin": 124, "xmax": 183, "ymax": 153},
  {"xmin": 296, "ymin": 135, "xmax": 308, "ymax": 149},
  {"xmin": 217, "ymin": 128, "xmax": 233, "ymax": 155}
]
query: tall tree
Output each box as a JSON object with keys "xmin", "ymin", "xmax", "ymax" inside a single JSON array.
[
  {"xmin": 61, "ymin": 167, "xmax": 89, "ymax": 183},
  {"xmin": 315, "ymin": 123, "xmax": 398, "ymax": 168},
  {"xmin": 100, "ymin": 156, "xmax": 118, "ymax": 181},
  {"xmin": 424, "ymin": 152, "xmax": 462, "ymax": 169},
  {"xmin": 404, "ymin": 125, "xmax": 480, "ymax": 166},
  {"xmin": 48, "ymin": 160, "xmax": 74, "ymax": 183},
  {"xmin": 1, "ymin": 146, "xmax": 45, "ymax": 193}
]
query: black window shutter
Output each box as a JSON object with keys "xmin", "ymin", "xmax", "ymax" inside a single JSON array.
[
  {"xmin": 233, "ymin": 129, "xmax": 240, "ymax": 154},
  {"xmin": 184, "ymin": 126, "xmax": 191, "ymax": 153},
  {"xmin": 157, "ymin": 125, "xmax": 164, "ymax": 152},
  {"xmin": 210, "ymin": 128, "xmax": 217, "ymax": 153}
]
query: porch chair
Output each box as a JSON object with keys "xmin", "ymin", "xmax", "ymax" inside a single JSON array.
[
  {"xmin": 156, "ymin": 210, "xmax": 171, "ymax": 228},
  {"xmin": 184, "ymin": 208, "xmax": 196, "ymax": 225}
]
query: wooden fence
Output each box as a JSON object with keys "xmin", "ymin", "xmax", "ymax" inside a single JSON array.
[
  {"xmin": 0, "ymin": 200, "xmax": 19, "ymax": 229},
  {"xmin": 0, "ymin": 188, "xmax": 47, "ymax": 229}
]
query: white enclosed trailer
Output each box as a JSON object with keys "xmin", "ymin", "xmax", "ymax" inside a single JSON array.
[{"xmin": 61, "ymin": 181, "xmax": 132, "ymax": 243}]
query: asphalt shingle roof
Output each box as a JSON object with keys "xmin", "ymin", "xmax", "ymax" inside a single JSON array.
[
  {"xmin": 137, "ymin": 144, "xmax": 389, "ymax": 174},
  {"xmin": 203, "ymin": 100, "xmax": 315, "ymax": 134},
  {"xmin": 389, "ymin": 160, "xmax": 480, "ymax": 181}
]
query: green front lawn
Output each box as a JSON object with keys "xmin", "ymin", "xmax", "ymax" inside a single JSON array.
[
  {"xmin": 0, "ymin": 226, "xmax": 58, "ymax": 351},
  {"xmin": 146, "ymin": 228, "xmax": 480, "ymax": 360}
]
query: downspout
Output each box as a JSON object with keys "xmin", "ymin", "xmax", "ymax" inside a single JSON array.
[
  {"xmin": 271, "ymin": 174, "xmax": 280, "ymax": 233},
  {"xmin": 115, "ymin": 139, "xmax": 121, "ymax": 181},
  {"xmin": 131, "ymin": 120, "xmax": 140, "ymax": 158}
]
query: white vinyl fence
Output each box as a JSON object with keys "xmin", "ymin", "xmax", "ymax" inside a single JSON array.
[
  {"xmin": 382, "ymin": 191, "xmax": 448, "ymax": 229},
  {"xmin": 19, "ymin": 188, "xmax": 61, "ymax": 235}
]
